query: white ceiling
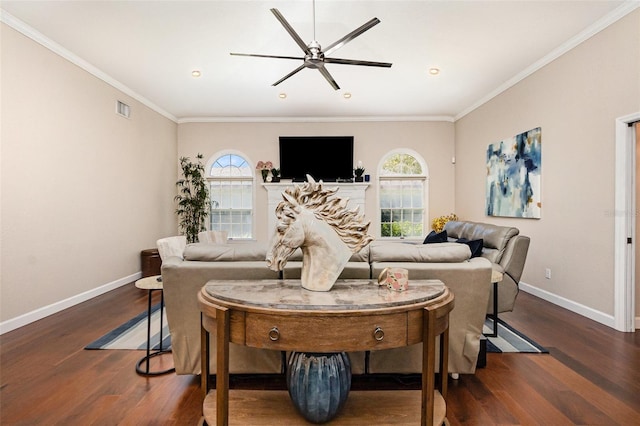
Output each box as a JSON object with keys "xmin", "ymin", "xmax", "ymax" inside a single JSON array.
[{"xmin": 1, "ymin": 1, "xmax": 637, "ymax": 122}]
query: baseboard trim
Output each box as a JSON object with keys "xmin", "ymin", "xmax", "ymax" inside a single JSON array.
[
  {"xmin": 0, "ymin": 272, "xmax": 141, "ymax": 335},
  {"xmin": 519, "ymin": 282, "xmax": 615, "ymax": 329}
]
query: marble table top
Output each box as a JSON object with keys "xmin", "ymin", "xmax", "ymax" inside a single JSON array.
[{"xmin": 204, "ymin": 279, "xmax": 445, "ymax": 311}]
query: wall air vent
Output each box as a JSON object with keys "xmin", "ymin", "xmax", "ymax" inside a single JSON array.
[{"xmin": 116, "ymin": 100, "xmax": 131, "ymax": 118}]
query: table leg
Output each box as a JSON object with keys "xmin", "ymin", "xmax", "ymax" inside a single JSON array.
[
  {"xmin": 135, "ymin": 290, "xmax": 153, "ymax": 375},
  {"xmin": 145, "ymin": 290, "xmax": 152, "ymax": 373},
  {"xmin": 216, "ymin": 306, "xmax": 230, "ymax": 426},
  {"xmin": 439, "ymin": 326, "xmax": 449, "ymax": 400},
  {"xmin": 200, "ymin": 313, "xmax": 210, "ymax": 401},
  {"xmin": 422, "ymin": 308, "xmax": 436, "ymax": 426},
  {"xmin": 135, "ymin": 289, "xmax": 175, "ymax": 376}
]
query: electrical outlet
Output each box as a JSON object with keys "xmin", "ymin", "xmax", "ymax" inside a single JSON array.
[{"xmin": 545, "ymin": 268, "xmax": 552, "ymax": 279}]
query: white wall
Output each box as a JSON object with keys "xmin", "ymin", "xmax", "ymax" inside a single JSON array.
[
  {"xmin": 454, "ymin": 10, "xmax": 640, "ymax": 319},
  {"xmin": 177, "ymin": 120, "xmax": 456, "ymax": 242},
  {"xmin": 0, "ymin": 24, "xmax": 178, "ymax": 329}
]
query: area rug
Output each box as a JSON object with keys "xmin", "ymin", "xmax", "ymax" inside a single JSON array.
[
  {"xmin": 483, "ymin": 318, "xmax": 548, "ymax": 353},
  {"xmin": 85, "ymin": 303, "xmax": 171, "ymax": 350},
  {"xmin": 86, "ymin": 307, "xmax": 545, "ymax": 354}
]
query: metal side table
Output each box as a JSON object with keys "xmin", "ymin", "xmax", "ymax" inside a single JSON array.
[{"xmin": 135, "ymin": 275, "xmax": 175, "ymax": 376}]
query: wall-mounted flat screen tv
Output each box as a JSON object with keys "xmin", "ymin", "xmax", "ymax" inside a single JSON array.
[{"xmin": 279, "ymin": 136, "xmax": 354, "ymax": 182}]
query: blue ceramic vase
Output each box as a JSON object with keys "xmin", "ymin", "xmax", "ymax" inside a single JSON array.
[{"xmin": 286, "ymin": 351, "xmax": 352, "ymax": 424}]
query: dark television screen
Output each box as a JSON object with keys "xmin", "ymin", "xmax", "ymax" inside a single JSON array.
[{"xmin": 279, "ymin": 136, "xmax": 354, "ymax": 182}]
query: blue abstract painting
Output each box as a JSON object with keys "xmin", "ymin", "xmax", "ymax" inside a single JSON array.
[{"xmin": 486, "ymin": 127, "xmax": 541, "ymax": 218}]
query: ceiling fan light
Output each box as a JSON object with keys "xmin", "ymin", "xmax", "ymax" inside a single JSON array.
[
  {"xmin": 279, "ymin": 93, "xmax": 287, "ymax": 99},
  {"xmin": 343, "ymin": 92, "xmax": 352, "ymax": 99}
]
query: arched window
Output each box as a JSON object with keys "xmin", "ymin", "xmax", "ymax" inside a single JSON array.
[
  {"xmin": 378, "ymin": 150, "xmax": 428, "ymax": 238},
  {"xmin": 206, "ymin": 152, "xmax": 254, "ymax": 239}
]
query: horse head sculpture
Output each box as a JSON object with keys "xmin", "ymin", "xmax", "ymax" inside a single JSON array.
[{"xmin": 266, "ymin": 175, "xmax": 374, "ymax": 291}]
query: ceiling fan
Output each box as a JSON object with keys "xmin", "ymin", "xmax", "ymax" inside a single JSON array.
[{"xmin": 230, "ymin": 2, "xmax": 392, "ymax": 90}]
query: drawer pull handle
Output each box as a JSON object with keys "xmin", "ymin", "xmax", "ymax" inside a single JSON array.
[
  {"xmin": 268, "ymin": 327, "xmax": 280, "ymax": 341},
  {"xmin": 373, "ymin": 326, "xmax": 384, "ymax": 341}
]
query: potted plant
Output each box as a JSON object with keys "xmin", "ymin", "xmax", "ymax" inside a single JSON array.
[
  {"xmin": 354, "ymin": 166, "xmax": 366, "ymax": 182},
  {"xmin": 270, "ymin": 168, "xmax": 281, "ymax": 182},
  {"xmin": 256, "ymin": 160, "xmax": 273, "ymax": 182},
  {"xmin": 175, "ymin": 153, "xmax": 210, "ymax": 243}
]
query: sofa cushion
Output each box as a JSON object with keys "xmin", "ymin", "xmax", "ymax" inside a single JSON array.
[
  {"xmin": 183, "ymin": 243, "xmax": 268, "ymax": 261},
  {"xmin": 185, "ymin": 243, "xmax": 370, "ymax": 264},
  {"xmin": 444, "ymin": 221, "xmax": 519, "ymax": 263},
  {"xmin": 350, "ymin": 245, "xmax": 370, "ymax": 262},
  {"xmin": 369, "ymin": 242, "xmax": 471, "ymax": 263},
  {"xmin": 445, "ymin": 221, "xmax": 476, "ymax": 239},
  {"xmin": 423, "ymin": 230, "xmax": 448, "ymax": 244},
  {"xmin": 268, "ymin": 245, "xmax": 369, "ymax": 263}
]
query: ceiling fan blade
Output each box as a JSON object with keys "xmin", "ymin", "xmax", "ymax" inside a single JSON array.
[
  {"xmin": 317, "ymin": 66, "xmax": 340, "ymax": 90},
  {"xmin": 270, "ymin": 8, "xmax": 312, "ymax": 55},
  {"xmin": 324, "ymin": 57, "xmax": 392, "ymax": 68},
  {"xmin": 272, "ymin": 64, "xmax": 307, "ymax": 86},
  {"xmin": 323, "ymin": 17, "xmax": 381, "ymax": 56},
  {"xmin": 230, "ymin": 52, "xmax": 303, "ymax": 61}
]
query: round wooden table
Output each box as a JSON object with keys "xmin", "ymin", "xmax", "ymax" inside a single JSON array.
[{"xmin": 198, "ymin": 279, "xmax": 454, "ymax": 425}]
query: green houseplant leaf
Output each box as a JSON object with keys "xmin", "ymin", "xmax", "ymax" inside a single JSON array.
[{"xmin": 174, "ymin": 153, "xmax": 209, "ymax": 243}]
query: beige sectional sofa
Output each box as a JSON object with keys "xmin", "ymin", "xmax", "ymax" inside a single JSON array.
[
  {"xmin": 163, "ymin": 241, "xmax": 495, "ymax": 378},
  {"xmin": 443, "ymin": 221, "xmax": 530, "ymax": 314}
]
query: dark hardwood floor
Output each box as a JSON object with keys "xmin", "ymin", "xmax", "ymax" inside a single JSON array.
[{"xmin": 1, "ymin": 282, "xmax": 638, "ymax": 425}]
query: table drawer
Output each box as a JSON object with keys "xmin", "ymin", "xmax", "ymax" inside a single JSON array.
[{"xmin": 245, "ymin": 312, "xmax": 408, "ymax": 352}]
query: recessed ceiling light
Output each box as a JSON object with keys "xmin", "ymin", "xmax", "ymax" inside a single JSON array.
[
  {"xmin": 343, "ymin": 92, "xmax": 352, "ymax": 99},
  {"xmin": 191, "ymin": 70, "xmax": 201, "ymax": 77},
  {"xmin": 428, "ymin": 68, "xmax": 440, "ymax": 76},
  {"xmin": 279, "ymin": 93, "xmax": 287, "ymax": 99}
]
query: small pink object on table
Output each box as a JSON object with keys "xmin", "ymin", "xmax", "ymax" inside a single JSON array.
[{"xmin": 378, "ymin": 267, "xmax": 409, "ymax": 291}]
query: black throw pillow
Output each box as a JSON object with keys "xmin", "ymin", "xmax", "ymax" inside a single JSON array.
[
  {"xmin": 423, "ymin": 230, "xmax": 448, "ymax": 244},
  {"xmin": 456, "ymin": 238, "xmax": 484, "ymax": 258}
]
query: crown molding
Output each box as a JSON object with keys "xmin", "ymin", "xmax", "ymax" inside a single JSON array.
[
  {"xmin": 177, "ymin": 115, "xmax": 455, "ymax": 124},
  {"xmin": 1, "ymin": 9, "xmax": 178, "ymax": 123},
  {"xmin": 454, "ymin": 1, "xmax": 640, "ymax": 121}
]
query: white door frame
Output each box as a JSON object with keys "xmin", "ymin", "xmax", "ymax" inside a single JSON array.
[{"xmin": 614, "ymin": 112, "xmax": 639, "ymax": 332}]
